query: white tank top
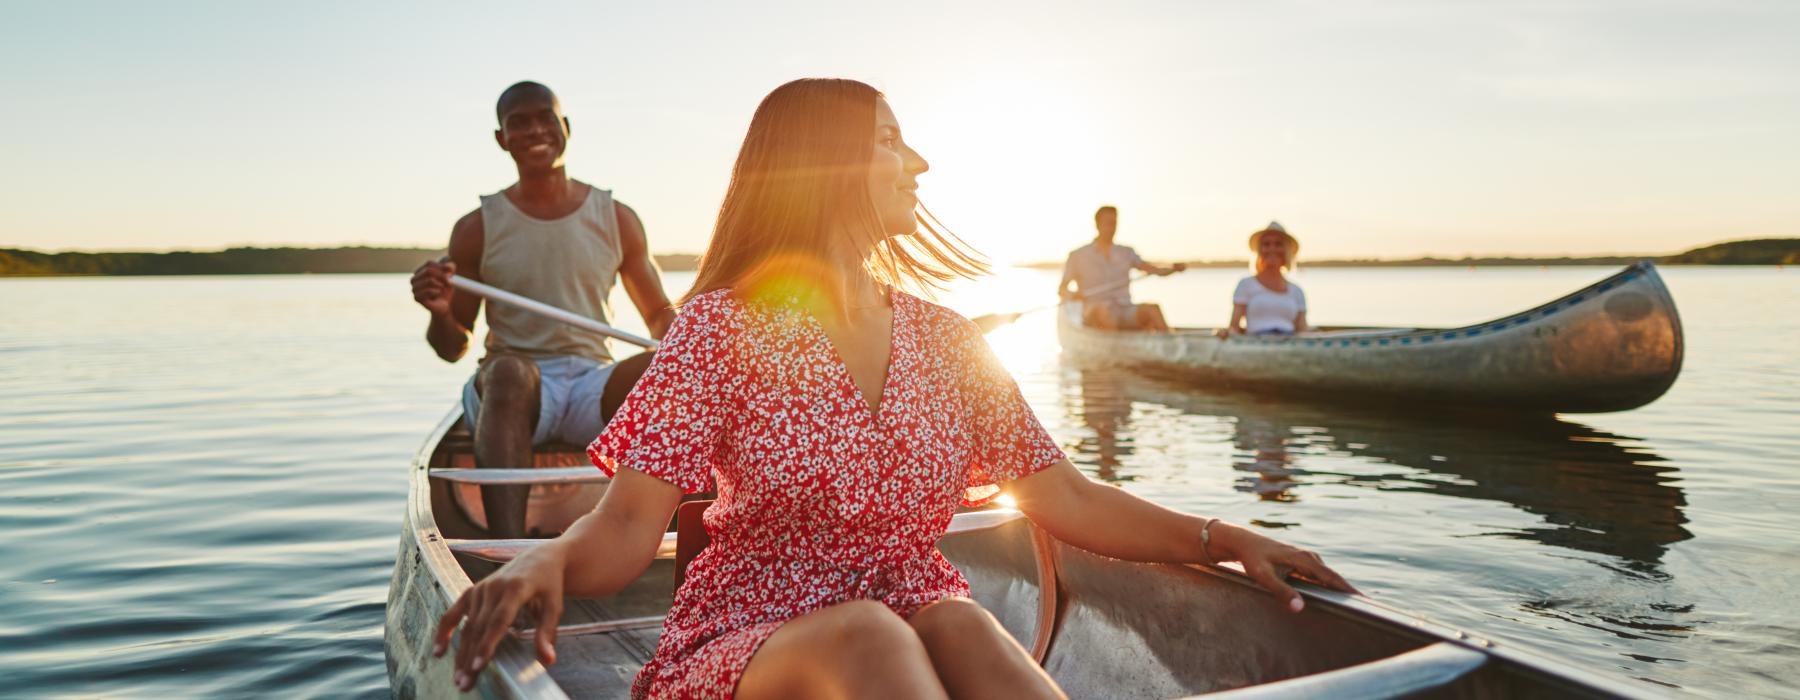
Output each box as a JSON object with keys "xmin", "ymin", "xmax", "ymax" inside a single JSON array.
[{"xmin": 478, "ymin": 185, "xmax": 622, "ymax": 362}]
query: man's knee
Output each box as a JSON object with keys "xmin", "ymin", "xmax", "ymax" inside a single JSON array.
[
  {"xmin": 1083, "ymin": 306, "xmax": 1114, "ymax": 330},
  {"xmin": 477, "ymin": 355, "xmax": 540, "ymax": 402},
  {"xmin": 1137, "ymin": 304, "xmax": 1168, "ymax": 328}
]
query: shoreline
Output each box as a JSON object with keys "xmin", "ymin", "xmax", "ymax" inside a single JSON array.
[{"xmin": 1, "ymin": 239, "xmax": 1791, "ymax": 277}]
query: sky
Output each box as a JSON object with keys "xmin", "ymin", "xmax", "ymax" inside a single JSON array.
[{"xmin": 2, "ymin": 1, "xmax": 1796, "ymax": 263}]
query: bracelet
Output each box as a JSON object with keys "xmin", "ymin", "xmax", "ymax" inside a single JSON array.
[{"xmin": 1199, "ymin": 518, "xmax": 1219, "ymax": 565}]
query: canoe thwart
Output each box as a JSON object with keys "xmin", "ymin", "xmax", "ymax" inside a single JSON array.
[
  {"xmin": 512, "ymin": 615, "xmax": 665, "ymax": 640},
  {"xmin": 1191, "ymin": 641, "xmax": 1488, "ymax": 700},
  {"xmin": 429, "ymin": 466, "xmax": 609, "ymax": 486},
  {"xmin": 448, "ymin": 534, "xmax": 680, "ymax": 562},
  {"xmin": 943, "ymin": 508, "xmax": 1026, "ymax": 535}
]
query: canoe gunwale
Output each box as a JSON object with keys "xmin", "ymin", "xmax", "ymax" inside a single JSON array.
[
  {"xmin": 1172, "ymin": 560, "xmax": 1656, "ymax": 698},
  {"xmin": 1087, "ymin": 260, "xmax": 1669, "ymax": 345},
  {"xmin": 396, "ymin": 405, "xmax": 567, "ymax": 699},
  {"xmin": 945, "ymin": 512, "xmax": 1653, "ymax": 698}
]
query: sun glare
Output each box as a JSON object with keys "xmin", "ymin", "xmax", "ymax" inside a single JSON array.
[
  {"xmin": 938, "ymin": 266, "xmax": 1062, "ymax": 372},
  {"xmin": 909, "ymin": 77, "xmax": 1121, "ymax": 267}
]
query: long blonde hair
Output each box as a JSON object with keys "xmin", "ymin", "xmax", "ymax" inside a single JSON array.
[{"xmin": 682, "ymin": 78, "xmax": 987, "ymax": 312}]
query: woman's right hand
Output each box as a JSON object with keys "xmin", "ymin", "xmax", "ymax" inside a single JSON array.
[
  {"xmin": 433, "ymin": 542, "xmax": 569, "ymax": 691},
  {"xmin": 1213, "ymin": 328, "xmax": 1231, "ymax": 340}
]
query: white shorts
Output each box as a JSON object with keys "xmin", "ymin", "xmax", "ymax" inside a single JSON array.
[
  {"xmin": 1091, "ymin": 301, "xmax": 1147, "ymax": 329},
  {"xmin": 462, "ymin": 355, "xmax": 617, "ymax": 446}
]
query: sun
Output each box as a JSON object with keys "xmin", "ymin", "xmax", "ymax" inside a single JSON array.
[{"xmin": 903, "ymin": 77, "xmax": 1123, "ymax": 268}]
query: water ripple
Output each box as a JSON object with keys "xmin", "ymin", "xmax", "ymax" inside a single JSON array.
[{"xmin": 0, "ymin": 270, "xmax": 1793, "ymax": 698}]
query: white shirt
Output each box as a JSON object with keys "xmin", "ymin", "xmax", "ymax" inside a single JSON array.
[
  {"xmin": 1063, "ymin": 242, "xmax": 1144, "ymax": 306},
  {"xmin": 1233, "ymin": 276, "xmax": 1306, "ymax": 334}
]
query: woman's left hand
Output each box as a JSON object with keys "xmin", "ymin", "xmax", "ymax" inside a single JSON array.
[{"xmin": 1209, "ymin": 521, "xmax": 1359, "ymax": 612}]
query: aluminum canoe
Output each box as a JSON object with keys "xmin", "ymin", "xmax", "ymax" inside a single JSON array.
[
  {"xmin": 384, "ymin": 406, "xmax": 1660, "ymax": 698},
  {"xmin": 1057, "ymin": 262, "xmax": 1683, "ymax": 413}
]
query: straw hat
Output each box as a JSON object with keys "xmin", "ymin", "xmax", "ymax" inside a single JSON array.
[
  {"xmin": 1248, "ymin": 221, "xmax": 1299, "ymax": 270},
  {"xmin": 1247, "ymin": 221, "xmax": 1298, "ymax": 255}
]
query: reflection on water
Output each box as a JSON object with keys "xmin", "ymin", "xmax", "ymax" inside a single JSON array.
[
  {"xmin": 1070, "ymin": 370, "xmax": 1134, "ymax": 482},
  {"xmin": 1063, "ymin": 364, "xmax": 1691, "ymax": 568}
]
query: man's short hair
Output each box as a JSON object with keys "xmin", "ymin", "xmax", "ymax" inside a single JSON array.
[
  {"xmin": 1095, "ymin": 205, "xmax": 1118, "ymax": 222},
  {"xmin": 496, "ymin": 81, "xmax": 557, "ymax": 125}
]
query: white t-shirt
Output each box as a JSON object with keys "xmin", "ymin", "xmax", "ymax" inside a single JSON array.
[
  {"xmin": 1233, "ymin": 276, "xmax": 1306, "ymax": 334},
  {"xmin": 1062, "ymin": 242, "xmax": 1144, "ymax": 306}
]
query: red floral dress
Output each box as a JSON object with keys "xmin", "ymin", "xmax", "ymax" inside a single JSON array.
[{"xmin": 587, "ymin": 289, "xmax": 1064, "ymax": 699}]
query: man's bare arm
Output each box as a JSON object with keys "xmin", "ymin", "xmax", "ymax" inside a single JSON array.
[
  {"xmin": 614, "ymin": 202, "xmax": 676, "ymax": 339},
  {"xmin": 1058, "ymin": 256, "xmax": 1079, "ymax": 300},
  {"xmin": 1134, "ymin": 259, "xmax": 1188, "ymax": 276},
  {"xmin": 412, "ymin": 211, "xmax": 485, "ymax": 362}
]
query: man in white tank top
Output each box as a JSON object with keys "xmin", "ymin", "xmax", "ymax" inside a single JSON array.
[{"xmin": 409, "ymin": 82, "xmax": 676, "ymax": 538}]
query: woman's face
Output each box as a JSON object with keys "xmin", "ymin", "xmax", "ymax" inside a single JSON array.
[
  {"xmin": 867, "ymin": 97, "xmax": 929, "ymax": 238},
  {"xmin": 1258, "ymin": 234, "xmax": 1290, "ymax": 269}
]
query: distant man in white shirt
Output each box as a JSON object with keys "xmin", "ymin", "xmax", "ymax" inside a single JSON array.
[{"xmin": 1058, "ymin": 205, "xmax": 1186, "ymax": 332}]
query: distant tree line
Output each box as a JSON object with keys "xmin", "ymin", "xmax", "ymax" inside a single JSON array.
[
  {"xmin": 2, "ymin": 239, "xmax": 1790, "ymax": 277},
  {"xmin": 1022, "ymin": 237, "xmax": 1799, "ymax": 270},
  {"xmin": 1660, "ymin": 239, "xmax": 1800, "ymax": 265},
  {"xmin": 0, "ymin": 247, "xmax": 704, "ymax": 276}
]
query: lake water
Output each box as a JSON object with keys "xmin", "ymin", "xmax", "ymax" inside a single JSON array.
[{"xmin": 1, "ymin": 266, "xmax": 1794, "ymax": 698}]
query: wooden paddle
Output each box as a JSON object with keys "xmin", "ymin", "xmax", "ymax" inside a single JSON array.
[
  {"xmin": 970, "ymin": 271, "xmax": 1161, "ymax": 333},
  {"xmin": 448, "ymin": 275, "xmax": 658, "ymax": 349}
]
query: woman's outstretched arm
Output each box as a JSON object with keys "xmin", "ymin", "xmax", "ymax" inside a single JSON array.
[
  {"xmin": 432, "ymin": 468, "xmax": 681, "ymax": 690},
  {"xmin": 1008, "ymin": 459, "xmax": 1355, "ymax": 611}
]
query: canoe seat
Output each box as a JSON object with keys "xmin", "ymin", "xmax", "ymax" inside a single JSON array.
[
  {"xmin": 447, "ymin": 534, "xmax": 679, "ymax": 561},
  {"xmin": 429, "ymin": 466, "xmax": 609, "ymax": 485},
  {"xmin": 1192, "ymin": 641, "xmax": 1487, "ymax": 699},
  {"xmin": 673, "ymin": 499, "xmax": 713, "ymax": 592}
]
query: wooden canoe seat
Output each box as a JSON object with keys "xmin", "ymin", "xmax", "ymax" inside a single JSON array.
[{"xmin": 673, "ymin": 499, "xmax": 713, "ymax": 592}]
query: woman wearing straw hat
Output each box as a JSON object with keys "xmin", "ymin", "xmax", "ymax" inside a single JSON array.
[{"xmin": 1216, "ymin": 221, "xmax": 1307, "ymax": 338}]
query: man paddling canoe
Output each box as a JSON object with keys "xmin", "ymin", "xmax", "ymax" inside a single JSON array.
[
  {"xmin": 1057, "ymin": 205, "xmax": 1186, "ymax": 331},
  {"xmin": 410, "ymin": 81, "xmax": 675, "ymax": 538}
]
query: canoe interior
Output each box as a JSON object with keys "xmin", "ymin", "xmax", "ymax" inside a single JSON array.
[{"xmin": 388, "ymin": 411, "xmax": 1649, "ymax": 699}]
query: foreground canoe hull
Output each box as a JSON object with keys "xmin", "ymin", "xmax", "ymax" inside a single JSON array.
[
  {"xmin": 1058, "ymin": 263, "xmax": 1683, "ymax": 413},
  {"xmin": 946, "ymin": 516, "xmax": 1649, "ymax": 699},
  {"xmin": 388, "ymin": 405, "xmax": 1662, "ymax": 698}
]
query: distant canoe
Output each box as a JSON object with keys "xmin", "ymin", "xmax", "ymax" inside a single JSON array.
[
  {"xmin": 385, "ymin": 407, "xmax": 1655, "ymax": 698},
  {"xmin": 1058, "ymin": 262, "xmax": 1683, "ymax": 413}
]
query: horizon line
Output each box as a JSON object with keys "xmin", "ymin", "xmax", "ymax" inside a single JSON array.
[{"xmin": 6, "ymin": 235, "xmax": 1792, "ymax": 262}]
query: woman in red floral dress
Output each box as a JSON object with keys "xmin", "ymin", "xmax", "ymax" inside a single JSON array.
[{"xmin": 437, "ymin": 79, "xmax": 1355, "ymax": 699}]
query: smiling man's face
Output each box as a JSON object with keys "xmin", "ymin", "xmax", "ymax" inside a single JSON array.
[{"xmin": 494, "ymin": 85, "xmax": 569, "ymax": 173}]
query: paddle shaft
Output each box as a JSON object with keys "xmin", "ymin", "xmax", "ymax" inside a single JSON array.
[
  {"xmin": 1065, "ymin": 271, "xmax": 1153, "ymax": 305},
  {"xmin": 971, "ymin": 271, "xmax": 1164, "ymax": 332},
  {"xmin": 448, "ymin": 275, "xmax": 659, "ymax": 350},
  {"xmin": 1015, "ymin": 271, "xmax": 1152, "ymax": 318}
]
